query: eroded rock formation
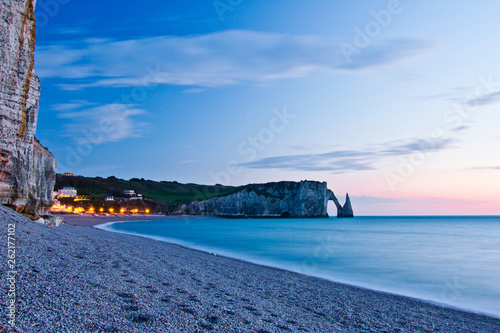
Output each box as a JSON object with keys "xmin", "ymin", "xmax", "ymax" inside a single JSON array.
[
  {"xmin": 0, "ymin": 0, "xmax": 57, "ymax": 215},
  {"xmin": 327, "ymin": 191, "xmax": 354, "ymax": 218},
  {"xmin": 183, "ymin": 181, "xmax": 353, "ymax": 218}
]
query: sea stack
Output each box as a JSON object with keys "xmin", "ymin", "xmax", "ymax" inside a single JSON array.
[{"xmin": 341, "ymin": 193, "xmax": 354, "ymax": 218}]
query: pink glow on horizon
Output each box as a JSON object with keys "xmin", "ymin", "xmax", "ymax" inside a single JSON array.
[{"xmin": 347, "ymin": 196, "xmax": 500, "ymax": 216}]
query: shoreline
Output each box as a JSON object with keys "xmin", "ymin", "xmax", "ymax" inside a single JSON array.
[
  {"xmin": 94, "ymin": 216, "xmax": 500, "ymax": 321},
  {"xmin": 67, "ymin": 213, "xmax": 500, "ymax": 321},
  {"xmin": 57, "ymin": 213, "xmax": 175, "ymax": 227},
  {"xmin": 4, "ymin": 206, "xmax": 500, "ymax": 332}
]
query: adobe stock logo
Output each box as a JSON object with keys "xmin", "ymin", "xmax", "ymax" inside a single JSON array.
[
  {"xmin": 36, "ymin": 0, "xmax": 70, "ymax": 27},
  {"xmin": 339, "ymin": 0, "xmax": 403, "ymax": 63},
  {"xmin": 213, "ymin": 0, "xmax": 244, "ymax": 21}
]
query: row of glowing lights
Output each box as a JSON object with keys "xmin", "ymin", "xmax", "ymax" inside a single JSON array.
[{"xmin": 53, "ymin": 205, "xmax": 149, "ymax": 214}]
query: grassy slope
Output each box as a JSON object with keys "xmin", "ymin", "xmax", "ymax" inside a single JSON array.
[
  {"xmin": 55, "ymin": 175, "xmax": 239, "ymax": 210},
  {"xmin": 55, "ymin": 177, "xmax": 304, "ymax": 214}
]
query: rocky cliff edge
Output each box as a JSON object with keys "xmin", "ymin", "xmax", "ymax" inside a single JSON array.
[
  {"xmin": 183, "ymin": 181, "xmax": 353, "ymax": 218},
  {"xmin": 0, "ymin": 0, "xmax": 57, "ymax": 216}
]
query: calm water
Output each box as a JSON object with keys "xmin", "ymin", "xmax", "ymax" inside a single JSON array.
[{"xmin": 97, "ymin": 216, "xmax": 500, "ymax": 317}]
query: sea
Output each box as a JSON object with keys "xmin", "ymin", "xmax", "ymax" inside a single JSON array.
[{"xmin": 96, "ymin": 216, "xmax": 500, "ymax": 318}]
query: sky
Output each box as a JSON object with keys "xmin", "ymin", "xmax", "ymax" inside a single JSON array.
[{"xmin": 33, "ymin": 0, "xmax": 500, "ymax": 215}]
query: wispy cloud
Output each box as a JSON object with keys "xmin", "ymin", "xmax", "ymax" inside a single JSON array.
[
  {"xmin": 468, "ymin": 166, "xmax": 500, "ymax": 171},
  {"xmin": 355, "ymin": 195, "xmax": 488, "ymax": 208},
  {"xmin": 420, "ymin": 85, "xmax": 500, "ymax": 107},
  {"xmin": 35, "ymin": 30, "xmax": 427, "ymax": 90},
  {"xmin": 52, "ymin": 26, "xmax": 90, "ymax": 35},
  {"xmin": 415, "ymin": 197, "xmax": 489, "ymax": 206},
  {"xmin": 350, "ymin": 195, "xmax": 410, "ymax": 205},
  {"xmin": 56, "ymin": 103, "xmax": 149, "ymax": 143},
  {"xmin": 241, "ymin": 138, "xmax": 456, "ymax": 173},
  {"xmin": 339, "ymin": 39, "xmax": 426, "ymax": 70},
  {"xmin": 467, "ymin": 91, "xmax": 500, "ymax": 106},
  {"xmin": 183, "ymin": 88, "xmax": 205, "ymax": 94}
]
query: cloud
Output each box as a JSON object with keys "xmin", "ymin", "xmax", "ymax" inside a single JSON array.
[
  {"xmin": 352, "ymin": 195, "xmax": 487, "ymax": 208},
  {"xmin": 241, "ymin": 154, "xmax": 375, "ymax": 172},
  {"xmin": 35, "ymin": 30, "xmax": 427, "ymax": 89},
  {"xmin": 241, "ymin": 137, "xmax": 456, "ymax": 173},
  {"xmin": 468, "ymin": 166, "xmax": 500, "ymax": 171},
  {"xmin": 52, "ymin": 101, "xmax": 96, "ymax": 111},
  {"xmin": 452, "ymin": 125, "xmax": 469, "ymax": 132},
  {"xmin": 380, "ymin": 138, "xmax": 454, "ymax": 155},
  {"xmin": 415, "ymin": 197, "xmax": 488, "ymax": 205},
  {"xmin": 339, "ymin": 39, "xmax": 426, "ymax": 70},
  {"xmin": 183, "ymin": 88, "xmax": 205, "ymax": 94},
  {"xmin": 349, "ymin": 195, "xmax": 410, "ymax": 205},
  {"xmin": 467, "ymin": 91, "xmax": 500, "ymax": 106},
  {"xmin": 420, "ymin": 84, "xmax": 500, "ymax": 107},
  {"xmin": 56, "ymin": 103, "xmax": 149, "ymax": 143},
  {"xmin": 53, "ymin": 26, "xmax": 90, "ymax": 35}
]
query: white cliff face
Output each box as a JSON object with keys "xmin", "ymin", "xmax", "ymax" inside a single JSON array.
[
  {"xmin": 184, "ymin": 181, "xmax": 350, "ymax": 218},
  {"xmin": 0, "ymin": 0, "xmax": 57, "ymax": 215}
]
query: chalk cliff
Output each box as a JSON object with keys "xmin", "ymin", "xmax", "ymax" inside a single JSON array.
[
  {"xmin": 183, "ymin": 181, "xmax": 353, "ymax": 218},
  {"xmin": 0, "ymin": 0, "xmax": 57, "ymax": 215}
]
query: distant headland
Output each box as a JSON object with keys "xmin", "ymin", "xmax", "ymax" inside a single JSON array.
[{"xmin": 52, "ymin": 174, "xmax": 353, "ymax": 218}]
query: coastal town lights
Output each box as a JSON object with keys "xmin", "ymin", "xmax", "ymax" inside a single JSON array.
[{"xmin": 74, "ymin": 207, "xmax": 83, "ymax": 213}]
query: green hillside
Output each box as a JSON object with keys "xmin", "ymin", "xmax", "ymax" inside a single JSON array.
[{"xmin": 55, "ymin": 175, "xmax": 238, "ymax": 212}]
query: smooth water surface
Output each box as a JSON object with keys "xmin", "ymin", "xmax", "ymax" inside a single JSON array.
[{"xmin": 97, "ymin": 216, "xmax": 500, "ymax": 317}]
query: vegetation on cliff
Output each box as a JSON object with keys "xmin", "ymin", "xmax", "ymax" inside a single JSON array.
[{"xmin": 55, "ymin": 174, "xmax": 238, "ymax": 213}]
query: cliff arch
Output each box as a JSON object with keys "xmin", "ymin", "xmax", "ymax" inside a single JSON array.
[{"xmin": 327, "ymin": 190, "xmax": 354, "ymax": 218}]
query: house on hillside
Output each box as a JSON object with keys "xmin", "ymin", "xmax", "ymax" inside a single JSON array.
[
  {"xmin": 123, "ymin": 190, "xmax": 135, "ymax": 196},
  {"xmin": 74, "ymin": 195, "xmax": 89, "ymax": 201},
  {"xmin": 105, "ymin": 194, "xmax": 114, "ymax": 201},
  {"xmin": 129, "ymin": 194, "xmax": 143, "ymax": 200},
  {"xmin": 57, "ymin": 186, "xmax": 77, "ymax": 198}
]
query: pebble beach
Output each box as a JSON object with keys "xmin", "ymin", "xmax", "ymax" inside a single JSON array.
[{"xmin": 2, "ymin": 205, "xmax": 500, "ymax": 332}]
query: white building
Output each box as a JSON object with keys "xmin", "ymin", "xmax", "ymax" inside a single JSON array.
[
  {"xmin": 58, "ymin": 187, "xmax": 77, "ymax": 198},
  {"xmin": 105, "ymin": 194, "xmax": 114, "ymax": 201},
  {"xmin": 123, "ymin": 190, "xmax": 135, "ymax": 196}
]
